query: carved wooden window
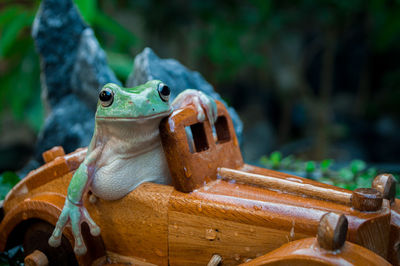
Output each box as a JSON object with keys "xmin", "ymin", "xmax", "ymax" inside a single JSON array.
[
  {"xmin": 214, "ymin": 116, "xmax": 231, "ymax": 144},
  {"xmin": 185, "ymin": 122, "xmax": 209, "ymax": 153}
]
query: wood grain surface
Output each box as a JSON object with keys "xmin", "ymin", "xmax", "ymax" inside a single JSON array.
[{"xmin": 240, "ymin": 238, "xmax": 391, "ymax": 266}]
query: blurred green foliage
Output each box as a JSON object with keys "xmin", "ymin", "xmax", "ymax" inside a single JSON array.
[
  {"xmin": 1, "ymin": 0, "xmax": 400, "ymax": 133},
  {"xmin": 0, "ymin": 171, "xmax": 19, "ymax": 200},
  {"xmin": 260, "ymin": 151, "xmax": 400, "ymax": 194},
  {"xmin": 0, "ymin": 3, "xmax": 42, "ymax": 132}
]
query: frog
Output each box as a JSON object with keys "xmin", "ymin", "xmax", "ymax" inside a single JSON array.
[{"xmin": 48, "ymin": 80, "xmax": 217, "ymax": 255}]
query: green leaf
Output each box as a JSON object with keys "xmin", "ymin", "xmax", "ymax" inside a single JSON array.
[
  {"xmin": 25, "ymin": 89, "xmax": 44, "ymax": 132},
  {"xmin": 0, "ymin": 11, "xmax": 34, "ymax": 58},
  {"xmin": 0, "ymin": 6, "xmax": 20, "ymax": 27},
  {"xmin": 350, "ymin": 160, "xmax": 366, "ymax": 175},
  {"xmin": 339, "ymin": 168, "xmax": 354, "ymax": 182},
  {"xmin": 320, "ymin": 159, "xmax": 333, "ymax": 172},
  {"xmin": 335, "ymin": 182, "xmax": 347, "ymax": 189},
  {"xmin": 5, "ymin": 48, "xmax": 41, "ymax": 124},
  {"xmin": 270, "ymin": 151, "xmax": 282, "ymax": 169},
  {"xmin": 343, "ymin": 183, "xmax": 358, "ymax": 191},
  {"xmin": 73, "ymin": 0, "xmax": 97, "ymax": 24},
  {"xmin": 93, "ymin": 12, "xmax": 138, "ymax": 47},
  {"xmin": 1, "ymin": 171, "xmax": 20, "ymax": 186},
  {"xmin": 305, "ymin": 161, "xmax": 316, "ymax": 173},
  {"xmin": 0, "ymin": 171, "xmax": 20, "ymax": 200},
  {"xmin": 106, "ymin": 51, "xmax": 134, "ymax": 82}
]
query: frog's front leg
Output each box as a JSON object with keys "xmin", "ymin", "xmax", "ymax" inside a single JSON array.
[
  {"xmin": 172, "ymin": 89, "xmax": 218, "ymax": 124},
  {"xmin": 48, "ymin": 147, "xmax": 101, "ymax": 255}
]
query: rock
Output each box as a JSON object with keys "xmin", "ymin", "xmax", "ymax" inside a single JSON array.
[
  {"xmin": 34, "ymin": 95, "xmax": 95, "ymax": 163},
  {"xmin": 71, "ymin": 28, "xmax": 121, "ymax": 110},
  {"xmin": 127, "ymin": 47, "xmax": 243, "ymax": 141},
  {"xmin": 32, "ymin": 0, "xmax": 87, "ymax": 108}
]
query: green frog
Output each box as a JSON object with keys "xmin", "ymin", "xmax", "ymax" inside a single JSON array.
[{"xmin": 48, "ymin": 80, "xmax": 217, "ymax": 255}]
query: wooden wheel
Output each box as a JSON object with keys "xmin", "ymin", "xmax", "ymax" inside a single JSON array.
[{"xmin": 23, "ymin": 221, "xmax": 78, "ymax": 266}]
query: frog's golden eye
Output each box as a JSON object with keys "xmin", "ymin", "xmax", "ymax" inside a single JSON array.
[
  {"xmin": 158, "ymin": 83, "xmax": 170, "ymax": 102},
  {"xmin": 99, "ymin": 88, "xmax": 114, "ymax": 107}
]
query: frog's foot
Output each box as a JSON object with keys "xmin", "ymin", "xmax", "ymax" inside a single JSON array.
[
  {"xmin": 172, "ymin": 89, "xmax": 218, "ymax": 124},
  {"xmin": 48, "ymin": 199, "xmax": 100, "ymax": 256},
  {"xmin": 71, "ymin": 204, "xmax": 101, "ymax": 255}
]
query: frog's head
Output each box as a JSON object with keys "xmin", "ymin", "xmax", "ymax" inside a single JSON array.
[{"xmin": 95, "ymin": 80, "xmax": 172, "ymax": 121}]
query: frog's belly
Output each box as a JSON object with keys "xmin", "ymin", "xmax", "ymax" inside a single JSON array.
[{"xmin": 91, "ymin": 149, "xmax": 170, "ymax": 200}]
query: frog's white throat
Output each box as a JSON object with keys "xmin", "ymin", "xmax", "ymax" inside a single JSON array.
[{"xmin": 95, "ymin": 116, "xmax": 165, "ymax": 153}]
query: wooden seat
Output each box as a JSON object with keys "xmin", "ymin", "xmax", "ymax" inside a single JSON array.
[{"xmin": 160, "ymin": 101, "xmax": 243, "ymax": 193}]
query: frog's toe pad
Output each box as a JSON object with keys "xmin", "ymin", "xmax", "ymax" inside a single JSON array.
[
  {"xmin": 74, "ymin": 245, "xmax": 87, "ymax": 256},
  {"xmin": 90, "ymin": 226, "xmax": 101, "ymax": 236},
  {"xmin": 48, "ymin": 236, "xmax": 61, "ymax": 247},
  {"xmin": 197, "ymin": 112, "xmax": 206, "ymax": 122}
]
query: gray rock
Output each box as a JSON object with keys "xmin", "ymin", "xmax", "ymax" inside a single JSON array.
[
  {"xmin": 71, "ymin": 28, "xmax": 121, "ymax": 110},
  {"xmin": 34, "ymin": 95, "xmax": 95, "ymax": 163},
  {"xmin": 32, "ymin": 0, "xmax": 87, "ymax": 108},
  {"xmin": 127, "ymin": 48, "xmax": 243, "ymax": 140}
]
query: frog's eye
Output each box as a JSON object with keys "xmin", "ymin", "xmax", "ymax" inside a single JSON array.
[
  {"xmin": 99, "ymin": 88, "xmax": 114, "ymax": 107},
  {"xmin": 158, "ymin": 83, "xmax": 170, "ymax": 102}
]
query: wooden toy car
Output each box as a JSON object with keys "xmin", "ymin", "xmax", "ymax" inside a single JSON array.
[{"xmin": 0, "ymin": 101, "xmax": 399, "ymax": 265}]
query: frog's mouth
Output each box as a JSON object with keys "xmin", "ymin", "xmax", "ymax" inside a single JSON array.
[{"xmin": 96, "ymin": 110, "xmax": 172, "ymax": 121}]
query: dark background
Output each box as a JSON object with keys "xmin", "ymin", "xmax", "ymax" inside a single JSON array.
[{"xmin": 1, "ymin": 0, "xmax": 400, "ymax": 173}]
